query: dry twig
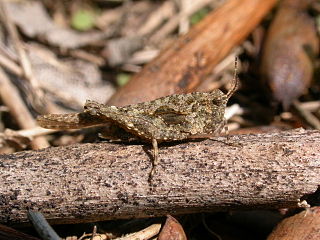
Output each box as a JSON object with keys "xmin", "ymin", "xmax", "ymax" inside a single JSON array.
[
  {"xmin": 293, "ymin": 100, "xmax": 320, "ymax": 130},
  {"xmin": 116, "ymin": 224, "xmax": 161, "ymax": 240},
  {"xmin": 0, "ymin": 67, "xmax": 49, "ymax": 149},
  {"xmin": 0, "ymin": 129, "xmax": 319, "ymax": 224}
]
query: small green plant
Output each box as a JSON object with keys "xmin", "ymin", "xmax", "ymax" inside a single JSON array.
[{"xmin": 71, "ymin": 9, "xmax": 95, "ymax": 31}]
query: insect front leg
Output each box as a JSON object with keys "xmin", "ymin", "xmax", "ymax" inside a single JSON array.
[
  {"xmin": 209, "ymin": 119, "xmax": 242, "ymax": 147},
  {"xmin": 148, "ymin": 138, "xmax": 159, "ymax": 183}
]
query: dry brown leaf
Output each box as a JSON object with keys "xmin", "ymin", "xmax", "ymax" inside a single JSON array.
[
  {"xmin": 260, "ymin": 0, "xmax": 319, "ymax": 110},
  {"xmin": 158, "ymin": 215, "xmax": 187, "ymax": 240},
  {"xmin": 267, "ymin": 207, "xmax": 320, "ymax": 240}
]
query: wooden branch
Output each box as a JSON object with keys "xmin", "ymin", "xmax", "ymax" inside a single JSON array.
[
  {"xmin": 107, "ymin": 0, "xmax": 277, "ymax": 106},
  {"xmin": 0, "ymin": 129, "xmax": 320, "ymax": 224}
]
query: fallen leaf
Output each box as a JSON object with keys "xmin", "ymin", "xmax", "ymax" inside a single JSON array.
[
  {"xmin": 267, "ymin": 207, "xmax": 320, "ymax": 240},
  {"xmin": 260, "ymin": 0, "xmax": 319, "ymax": 110},
  {"xmin": 158, "ymin": 215, "xmax": 187, "ymax": 240}
]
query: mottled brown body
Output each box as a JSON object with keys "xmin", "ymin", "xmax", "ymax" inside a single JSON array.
[
  {"xmin": 37, "ymin": 60, "xmax": 238, "ymax": 180},
  {"xmin": 37, "ymin": 90, "xmax": 234, "ymax": 142},
  {"xmin": 83, "ymin": 91, "xmax": 227, "ymax": 141}
]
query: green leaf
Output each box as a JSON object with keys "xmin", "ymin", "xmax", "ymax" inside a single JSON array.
[
  {"xmin": 71, "ymin": 9, "xmax": 95, "ymax": 31},
  {"xmin": 116, "ymin": 73, "xmax": 131, "ymax": 87}
]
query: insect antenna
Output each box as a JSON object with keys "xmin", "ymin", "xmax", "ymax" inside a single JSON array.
[{"xmin": 225, "ymin": 57, "xmax": 239, "ymax": 100}]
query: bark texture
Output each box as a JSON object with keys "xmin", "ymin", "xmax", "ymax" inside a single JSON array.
[{"xmin": 0, "ymin": 129, "xmax": 320, "ymax": 224}]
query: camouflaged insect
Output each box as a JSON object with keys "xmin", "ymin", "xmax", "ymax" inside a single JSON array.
[{"xmin": 37, "ymin": 62, "xmax": 239, "ymax": 180}]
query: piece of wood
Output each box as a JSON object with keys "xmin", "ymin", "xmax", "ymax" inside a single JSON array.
[
  {"xmin": 0, "ymin": 129, "xmax": 319, "ymax": 224},
  {"xmin": 107, "ymin": 0, "xmax": 277, "ymax": 106}
]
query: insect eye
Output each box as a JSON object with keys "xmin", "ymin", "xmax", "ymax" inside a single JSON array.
[
  {"xmin": 89, "ymin": 109, "xmax": 98, "ymax": 115},
  {"xmin": 84, "ymin": 107, "xmax": 97, "ymax": 115},
  {"xmin": 212, "ymin": 98, "xmax": 223, "ymax": 105}
]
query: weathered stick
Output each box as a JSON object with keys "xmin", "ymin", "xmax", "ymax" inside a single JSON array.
[{"xmin": 0, "ymin": 129, "xmax": 320, "ymax": 224}]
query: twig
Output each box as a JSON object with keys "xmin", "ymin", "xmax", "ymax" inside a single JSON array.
[
  {"xmin": 137, "ymin": 1, "xmax": 175, "ymax": 36},
  {"xmin": 0, "ymin": 129, "xmax": 320, "ymax": 224},
  {"xmin": 178, "ymin": 0, "xmax": 192, "ymax": 34},
  {"xmin": 90, "ymin": 226, "xmax": 97, "ymax": 240},
  {"xmin": 127, "ymin": 49, "xmax": 159, "ymax": 65},
  {"xmin": 0, "ymin": 50, "xmax": 23, "ymax": 76},
  {"xmin": 0, "ymin": 67, "xmax": 49, "ymax": 149},
  {"xmin": 150, "ymin": 0, "xmax": 215, "ymax": 43},
  {"xmin": 0, "ymin": 41, "xmax": 18, "ymax": 61},
  {"xmin": 28, "ymin": 211, "xmax": 60, "ymax": 240},
  {"xmin": 69, "ymin": 50, "xmax": 105, "ymax": 66},
  {"xmin": 1, "ymin": 127, "xmax": 58, "ymax": 139},
  {"xmin": 0, "ymin": 2, "xmax": 60, "ymax": 115},
  {"xmin": 293, "ymin": 100, "xmax": 320, "ymax": 130},
  {"xmin": 297, "ymin": 101, "xmax": 320, "ymax": 112},
  {"xmin": 115, "ymin": 224, "xmax": 161, "ymax": 240},
  {"xmin": 0, "ymin": 2, "xmax": 40, "ymax": 91}
]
